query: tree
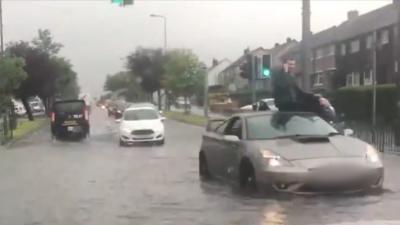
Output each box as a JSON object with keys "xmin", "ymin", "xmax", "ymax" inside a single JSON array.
[
  {"xmin": 32, "ymin": 29, "xmax": 63, "ymax": 56},
  {"xmin": 6, "ymin": 29, "xmax": 80, "ymax": 120},
  {"xmin": 103, "ymin": 71, "xmax": 146, "ymax": 102},
  {"xmin": 164, "ymin": 49, "xmax": 205, "ymax": 113},
  {"xmin": 0, "ymin": 57, "xmax": 27, "ymax": 110},
  {"xmin": 6, "ymin": 41, "xmax": 58, "ymax": 120},
  {"xmin": 53, "ymin": 57, "xmax": 80, "ymax": 99},
  {"xmin": 104, "ymin": 72, "xmax": 130, "ymax": 92},
  {"xmin": 126, "ymin": 47, "xmax": 166, "ymax": 109}
]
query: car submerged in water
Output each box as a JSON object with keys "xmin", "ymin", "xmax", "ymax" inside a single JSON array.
[
  {"xmin": 51, "ymin": 100, "xmax": 90, "ymax": 140},
  {"xmin": 199, "ymin": 111, "xmax": 383, "ymax": 194}
]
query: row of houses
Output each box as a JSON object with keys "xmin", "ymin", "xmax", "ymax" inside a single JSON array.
[{"xmin": 206, "ymin": 2, "xmax": 400, "ymax": 103}]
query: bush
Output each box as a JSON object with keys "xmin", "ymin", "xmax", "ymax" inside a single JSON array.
[{"xmin": 332, "ymin": 84, "xmax": 399, "ymax": 124}]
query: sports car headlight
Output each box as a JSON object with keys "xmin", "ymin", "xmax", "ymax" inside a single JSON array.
[
  {"xmin": 260, "ymin": 150, "xmax": 291, "ymax": 167},
  {"xmin": 366, "ymin": 145, "xmax": 380, "ymax": 163}
]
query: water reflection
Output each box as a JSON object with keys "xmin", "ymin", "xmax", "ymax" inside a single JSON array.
[{"xmin": 262, "ymin": 205, "xmax": 286, "ymax": 225}]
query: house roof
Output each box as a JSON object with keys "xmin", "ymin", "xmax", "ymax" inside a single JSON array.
[
  {"xmin": 336, "ymin": 3, "xmax": 396, "ymax": 41},
  {"xmin": 308, "ymin": 3, "xmax": 396, "ymax": 49},
  {"xmin": 220, "ymin": 47, "xmax": 265, "ymax": 73}
]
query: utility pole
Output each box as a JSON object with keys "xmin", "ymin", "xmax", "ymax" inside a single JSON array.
[
  {"xmin": 301, "ymin": 0, "xmax": 312, "ymax": 91},
  {"xmin": 203, "ymin": 66, "xmax": 209, "ymax": 118},
  {"xmin": 150, "ymin": 14, "xmax": 168, "ymax": 110},
  {"xmin": 0, "ymin": 0, "xmax": 4, "ymax": 57},
  {"xmin": 372, "ymin": 31, "xmax": 377, "ymax": 126},
  {"xmin": 251, "ymin": 55, "xmax": 256, "ymax": 103}
]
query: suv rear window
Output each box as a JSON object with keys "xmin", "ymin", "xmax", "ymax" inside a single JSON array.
[{"xmin": 54, "ymin": 101, "xmax": 85, "ymax": 113}]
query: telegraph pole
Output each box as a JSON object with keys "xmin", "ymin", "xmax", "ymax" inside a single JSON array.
[
  {"xmin": 301, "ymin": 0, "xmax": 312, "ymax": 91},
  {"xmin": 0, "ymin": 0, "xmax": 4, "ymax": 57},
  {"xmin": 372, "ymin": 31, "xmax": 377, "ymax": 126},
  {"xmin": 251, "ymin": 55, "xmax": 256, "ymax": 103}
]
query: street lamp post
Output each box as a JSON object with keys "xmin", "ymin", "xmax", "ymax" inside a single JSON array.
[
  {"xmin": 150, "ymin": 14, "xmax": 168, "ymax": 110},
  {"xmin": 203, "ymin": 66, "xmax": 209, "ymax": 118},
  {"xmin": 150, "ymin": 14, "xmax": 167, "ymax": 52},
  {"xmin": 0, "ymin": 0, "xmax": 4, "ymax": 57}
]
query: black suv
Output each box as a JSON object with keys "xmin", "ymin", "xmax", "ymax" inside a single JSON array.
[{"xmin": 51, "ymin": 100, "xmax": 90, "ymax": 139}]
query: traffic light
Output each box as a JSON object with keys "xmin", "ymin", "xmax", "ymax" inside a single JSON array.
[
  {"xmin": 239, "ymin": 54, "xmax": 253, "ymax": 79},
  {"xmin": 262, "ymin": 54, "xmax": 272, "ymax": 78},
  {"xmin": 111, "ymin": 0, "xmax": 134, "ymax": 6}
]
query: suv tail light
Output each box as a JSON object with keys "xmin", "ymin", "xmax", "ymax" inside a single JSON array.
[{"xmin": 51, "ymin": 112, "xmax": 55, "ymax": 123}]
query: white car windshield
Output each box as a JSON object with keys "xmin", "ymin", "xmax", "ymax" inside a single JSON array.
[
  {"xmin": 124, "ymin": 109, "xmax": 159, "ymax": 121},
  {"xmin": 247, "ymin": 113, "xmax": 338, "ymax": 140}
]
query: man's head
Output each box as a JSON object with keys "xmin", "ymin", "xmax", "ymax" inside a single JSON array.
[{"xmin": 283, "ymin": 58, "xmax": 296, "ymax": 75}]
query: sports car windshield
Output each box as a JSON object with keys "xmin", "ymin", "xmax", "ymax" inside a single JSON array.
[
  {"xmin": 247, "ymin": 113, "xmax": 338, "ymax": 140},
  {"xmin": 124, "ymin": 109, "xmax": 159, "ymax": 121}
]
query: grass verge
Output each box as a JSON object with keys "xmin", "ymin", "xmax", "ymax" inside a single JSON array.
[
  {"xmin": 164, "ymin": 111, "xmax": 208, "ymax": 127},
  {"xmin": 13, "ymin": 118, "xmax": 48, "ymax": 140}
]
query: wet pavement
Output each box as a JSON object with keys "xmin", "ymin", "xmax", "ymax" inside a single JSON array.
[{"xmin": 1, "ymin": 108, "xmax": 400, "ymax": 225}]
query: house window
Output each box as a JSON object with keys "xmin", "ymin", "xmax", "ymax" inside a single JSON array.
[
  {"xmin": 381, "ymin": 30, "xmax": 389, "ymax": 45},
  {"xmin": 350, "ymin": 40, "xmax": 360, "ymax": 53},
  {"xmin": 366, "ymin": 35, "xmax": 373, "ymax": 49},
  {"xmin": 341, "ymin": 44, "xmax": 346, "ymax": 55},
  {"xmin": 327, "ymin": 45, "xmax": 335, "ymax": 56},
  {"xmin": 316, "ymin": 48, "xmax": 324, "ymax": 59},
  {"xmin": 313, "ymin": 73, "xmax": 323, "ymax": 87},
  {"xmin": 364, "ymin": 70, "xmax": 373, "ymax": 86}
]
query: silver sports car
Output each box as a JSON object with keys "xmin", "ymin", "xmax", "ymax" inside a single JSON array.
[{"xmin": 199, "ymin": 112, "xmax": 384, "ymax": 193}]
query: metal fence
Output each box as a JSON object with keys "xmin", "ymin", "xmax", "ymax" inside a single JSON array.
[{"xmin": 352, "ymin": 125, "xmax": 400, "ymax": 153}]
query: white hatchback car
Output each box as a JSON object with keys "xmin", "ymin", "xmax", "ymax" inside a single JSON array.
[{"xmin": 119, "ymin": 107, "xmax": 165, "ymax": 146}]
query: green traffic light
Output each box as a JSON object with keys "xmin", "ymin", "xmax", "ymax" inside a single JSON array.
[{"xmin": 263, "ymin": 68, "xmax": 271, "ymax": 77}]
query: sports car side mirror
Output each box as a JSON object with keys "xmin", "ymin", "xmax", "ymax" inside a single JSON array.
[
  {"xmin": 160, "ymin": 117, "xmax": 166, "ymax": 122},
  {"xmin": 224, "ymin": 135, "xmax": 240, "ymax": 142},
  {"xmin": 343, "ymin": 128, "xmax": 354, "ymax": 136}
]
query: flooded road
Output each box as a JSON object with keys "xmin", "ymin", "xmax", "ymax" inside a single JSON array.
[{"xmin": 1, "ymin": 107, "xmax": 400, "ymax": 225}]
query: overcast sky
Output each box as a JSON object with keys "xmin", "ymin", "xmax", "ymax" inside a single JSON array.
[{"xmin": 2, "ymin": 0, "xmax": 392, "ymax": 97}]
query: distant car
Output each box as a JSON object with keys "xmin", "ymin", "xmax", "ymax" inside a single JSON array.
[
  {"xmin": 199, "ymin": 111, "xmax": 383, "ymax": 194},
  {"xmin": 12, "ymin": 100, "xmax": 26, "ymax": 116},
  {"xmin": 51, "ymin": 100, "xmax": 90, "ymax": 139},
  {"xmin": 119, "ymin": 106, "xmax": 165, "ymax": 146},
  {"xmin": 29, "ymin": 101, "xmax": 45, "ymax": 116},
  {"xmin": 240, "ymin": 98, "xmax": 278, "ymax": 112},
  {"xmin": 175, "ymin": 97, "xmax": 191, "ymax": 109}
]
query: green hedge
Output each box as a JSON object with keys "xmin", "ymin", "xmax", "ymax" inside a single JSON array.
[{"xmin": 332, "ymin": 84, "xmax": 399, "ymax": 124}]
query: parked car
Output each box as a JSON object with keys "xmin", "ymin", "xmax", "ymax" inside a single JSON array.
[
  {"xmin": 29, "ymin": 100, "xmax": 45, "ymax": 116},
  {"xmin": 175, "ymin": 97, "xmax": 191, "ymax": 109},
  {"xmin": 199, "ymin": 111, "xmax": 383, "ymax": 193},
  {"xmin": 51, "ymin": 100, "xmax": 90, "ymax": 139},
  {"xmin": 12, "ymin": 100, "xmax": 26, "ymax": 117},
  {"xmin": 240, "ymin": 98, "xmax": 278, "ymax": 112},
  {"xmin": 119, "ymin": 106, "xmax": 165, "ymax": 146}
]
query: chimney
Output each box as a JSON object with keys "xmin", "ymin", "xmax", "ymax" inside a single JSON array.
[
  {"xmin": 212, "ymin": 58, "xmax": 219, "ymax": 67},
  {"xmin": 244, "ymin": 47, "xmax": 250, "ymax": 55},
  {"xmin": 347, "ymin": 10, "xmax": 359, "ymax": 21}
]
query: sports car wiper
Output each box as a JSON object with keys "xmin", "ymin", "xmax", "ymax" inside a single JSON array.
[
  {"xmin": 274, "ymin": 134, "xmax": 305, "ymax": 139},
  {"xmin": 327, "ymin": 132, "xmax": 341, "ymax": 136}
]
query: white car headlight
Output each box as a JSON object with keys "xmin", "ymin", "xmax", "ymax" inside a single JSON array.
[
  {"xmin": 121, "ymin": 128, "xmax": 131, "ymax": 134},
  {"xmin": 366, "ymin": 145, "xmax": 380, "ymax": 163},
  {"xmin": 260, "ymin": 150, "xmax": 291, "ymax": 167}
]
